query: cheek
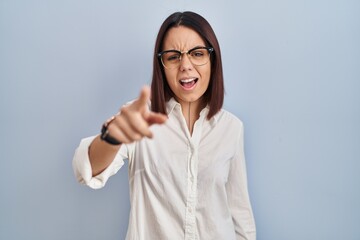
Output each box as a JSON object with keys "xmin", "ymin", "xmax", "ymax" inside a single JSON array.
[
  {"xmin": 201, "ymin": 66, "xmax": 211, "ymax": 84},
  {"xmin": 164, "ymin": 70, "xmax": 177, "ymax": 86}
]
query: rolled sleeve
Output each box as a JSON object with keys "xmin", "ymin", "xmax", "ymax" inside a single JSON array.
[{"xmin": 72, "ymin": 136, "xmax": 125, "ymax": 189}]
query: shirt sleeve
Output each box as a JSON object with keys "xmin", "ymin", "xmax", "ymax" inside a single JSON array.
[
  {"xmin": 226, "ymin": 122, "xmax": 256, "ymax": 240},
  {"xmin": 72, "ymin": 135, "xmax": 127, "ymax": 189}
]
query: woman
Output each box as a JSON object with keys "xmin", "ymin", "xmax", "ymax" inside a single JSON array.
[{"xmin": 73, "ymin": 11, "xmax": 256, "ymax": 240}]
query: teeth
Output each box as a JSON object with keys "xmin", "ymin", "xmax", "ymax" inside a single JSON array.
[{"xmin": 180, "ymin": 78, "xmax": 196, "ymax": 83}]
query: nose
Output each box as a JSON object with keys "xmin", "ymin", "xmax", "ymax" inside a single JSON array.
[{"xmin": 179, "ymin": 53, "xmax": 193, "ymax": 71}]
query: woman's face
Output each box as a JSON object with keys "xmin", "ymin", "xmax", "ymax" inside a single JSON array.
[{"xmin": 162, "ymin": 26, "xmax": 211, "ymax": 108}]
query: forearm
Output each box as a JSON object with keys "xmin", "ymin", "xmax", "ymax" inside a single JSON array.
[
  {"xmin": 89, "ymin": 135, "xmax": 121, "ymax": 176},
  {"xmin": 88, "ymin": 86, "xmax": 166, "ymax": 177}
]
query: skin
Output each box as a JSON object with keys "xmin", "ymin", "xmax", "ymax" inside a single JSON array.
[
  {"xmin": 89, "ymin": 26, "xmax": 211, "ymax": 176},
  {"xmin": 89, "ymin": 87, "xmax": 167, "ymax": 176},
  {"xmin": 162, "ymin": 26, "xmax": 211, "ymax": 111},
  {"xmin": 162, "ymin": 26, "xmax": 211, "ymax": 133}
]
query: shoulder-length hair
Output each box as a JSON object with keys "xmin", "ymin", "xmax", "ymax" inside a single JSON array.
[{"xmin": 151, "ymin": 11, "xmax": 224, "ymax": 120}]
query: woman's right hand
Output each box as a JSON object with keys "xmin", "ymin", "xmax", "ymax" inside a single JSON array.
[
  {"xmin": 88, "ymin": 86, "xmax": 167, "ymax": 176},
  {"xmin": 105, "ymin": 86, "xmax": 168, "ymax": 144}
]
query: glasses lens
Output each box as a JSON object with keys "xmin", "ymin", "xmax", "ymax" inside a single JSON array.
[
  {"xmin": 188, "ymin": 48, "xmax": 211, "ymax": 66},
  {"xmin": 161, "ymin": 51, "xmax": 181, "ymax": 69}
]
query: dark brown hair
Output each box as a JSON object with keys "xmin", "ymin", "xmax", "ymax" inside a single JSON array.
[{"xmin": 151, "ymin": 11, "xmax": 224, "ymax": 120}]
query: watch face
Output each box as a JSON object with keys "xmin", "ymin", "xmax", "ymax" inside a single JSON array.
[
  {"xmin": 100, "ymin": 121, "xmax": 121, "ymax": 145},
  {"xmin": 100, "ymin": 124, "xmax": 109, "ymax": 140}
]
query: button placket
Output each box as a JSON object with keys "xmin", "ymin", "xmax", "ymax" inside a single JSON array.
[
  {"xmin": 184, "ymin": 110, "xmax": 204, "ymax": 240},
  {"xmin": 185, "ymin": 147, "xmax": 198, "ymax": 239}
]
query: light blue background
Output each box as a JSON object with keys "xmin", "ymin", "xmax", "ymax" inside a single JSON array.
[{"xmin": 1, "ymin": 0, "xmax": 359, "ymax": 239}]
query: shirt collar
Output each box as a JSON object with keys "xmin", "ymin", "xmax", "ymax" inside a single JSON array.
[
  {"xmin": 165, "ymin": 98, "xmax": 219, "ymax": 127},
  {"xmin": 165, "ymin": 97, "xmax": 179, "ymax": 115}
]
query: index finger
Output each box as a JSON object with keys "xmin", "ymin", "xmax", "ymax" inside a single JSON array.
[{"xmin": 135, "ymin": 86, "xmax": 150, "ymax": 108}]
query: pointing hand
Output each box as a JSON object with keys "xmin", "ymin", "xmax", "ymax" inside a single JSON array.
[{"xmin": 105, "ymin": 86, "xmax": 168, "ymax": 144}]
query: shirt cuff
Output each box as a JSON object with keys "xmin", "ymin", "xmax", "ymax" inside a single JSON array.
[{"xmin": 72, "ymin": 136, "xmax": 125, "ymax": 189}]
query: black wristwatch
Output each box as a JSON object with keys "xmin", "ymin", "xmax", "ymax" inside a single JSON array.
[{"xmin": 100, "ymin": 116, "xmax": 122, "ymax": 145}]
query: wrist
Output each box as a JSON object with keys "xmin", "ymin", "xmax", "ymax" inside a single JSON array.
[{"xmin": 100, "ymin": 115, "xmax": 122, "ymax": 146}]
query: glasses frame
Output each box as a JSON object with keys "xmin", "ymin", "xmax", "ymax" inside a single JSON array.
[{"xmin": 157, "ymin": 46, "xmax": 214, "ymax": 69}]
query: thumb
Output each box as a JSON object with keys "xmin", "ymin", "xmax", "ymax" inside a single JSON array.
[{"xmin": 146, "ymin": 112, "xmax": 168, "ymax": 125}]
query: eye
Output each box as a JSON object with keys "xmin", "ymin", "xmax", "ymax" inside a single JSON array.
[
  {"xmin": 190, "ymin": 49, "xmax": 206, "ymax": 58},
  {"xmin": 165, "ymin": 52, "xmax": 181, "ymax": 62}
]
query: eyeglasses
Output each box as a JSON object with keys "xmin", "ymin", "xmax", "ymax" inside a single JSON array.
[{"xmin": 157, "ymin": 46, "xmax": 214, "ymax": 69}]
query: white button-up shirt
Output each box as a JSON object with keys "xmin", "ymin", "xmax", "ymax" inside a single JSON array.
[{"xmin": 73, "ymin": 98, "xmax": 256, "ymax": 240}]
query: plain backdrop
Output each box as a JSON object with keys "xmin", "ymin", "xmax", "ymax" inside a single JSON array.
[{"xmin": 0, "ymin": 0, "xmax": 359, "ymax": 239}]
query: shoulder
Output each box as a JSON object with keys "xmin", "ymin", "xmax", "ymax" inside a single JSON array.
[
  {"xmin": 215, "ymin": 108, "xmax": 244, "ymax": 129},
  {"xmin": 210, "ymin": 109, "xmax": 245, "ymax": 146}
]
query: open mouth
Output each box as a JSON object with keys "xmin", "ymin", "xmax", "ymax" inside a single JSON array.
[{"xmin": 179, "ymin": 77, "xmax": 198, "ymax": 89}]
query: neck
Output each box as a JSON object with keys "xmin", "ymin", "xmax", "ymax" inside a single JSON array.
[{"xmin": 179, "ymin": 99, "xmax": 205, "ymax": 135}]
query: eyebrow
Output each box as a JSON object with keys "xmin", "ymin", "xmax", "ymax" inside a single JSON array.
[{"xmin": 162, "ymin": 45, "xmax": 207, "ymax": 52}]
